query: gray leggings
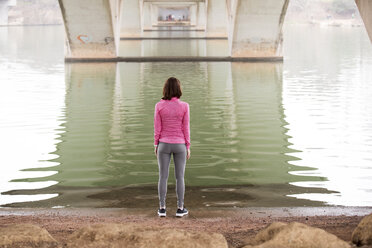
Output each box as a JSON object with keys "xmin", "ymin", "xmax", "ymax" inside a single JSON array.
[{"xmin": 157, "ymin": 141, "xmax": 187, "ymax": 208}]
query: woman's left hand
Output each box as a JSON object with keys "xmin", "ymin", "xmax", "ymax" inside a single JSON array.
[{"xmin": 154, "ymin": 146, "xmax": 158, "ymax": 157}]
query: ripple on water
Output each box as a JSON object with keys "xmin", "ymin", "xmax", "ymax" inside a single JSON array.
[{"xmin": 1, "ymin": 25, "xmax": 372, "ymax": 207}]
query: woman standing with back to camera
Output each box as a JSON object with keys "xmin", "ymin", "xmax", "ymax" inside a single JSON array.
[{"xmin": 154, "ymin": 77, "xmax": 191, "ymax": 218}]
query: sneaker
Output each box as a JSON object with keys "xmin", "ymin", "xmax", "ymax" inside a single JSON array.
[
  {"xmin": 158, "ymin": 208, "xmax": 166, "ymax": 217},
  {"xmin": 176, "ymin": 207, "xmax": 188, "ymax": 217}
]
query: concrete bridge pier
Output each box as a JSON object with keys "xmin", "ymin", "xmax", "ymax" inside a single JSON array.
[
  {"xmin": 228, "ymin": 0, "xmax": 289, "ymax": 59},
  {"xmin": 0, "ymin": 0, "xmax": 9, "ymax": 26},
  {"xmin": 196, "ymin": 2, "xmax": 206, "ymax": 29},
  {"xmin": 0, "ymin": 0, "xmax": 16, "ymax": 26},
  {"xmin": 190, "ymin": 4, "xmax": 197, "ymax": 26},
  {"xmin": 205, "ymin": 0, "xmax": 228, "ymax": 37},
  {"xmin": 355, "ymin": 0, "xmax": 372, "ymax": 42},
  {"xmin": 142, "ymin": 2, "xmax": 152, "ymax": 29},
  {"xmin": 151, "ymin": 4, "xmax": 158, "ymax": 26},
  {"xmin": 121, "ymin": 0, "xmax": 142, "ymax": 37},
  {"xmin": 58, "ymin": 0, "xmax": 122, "ymax": 59}
]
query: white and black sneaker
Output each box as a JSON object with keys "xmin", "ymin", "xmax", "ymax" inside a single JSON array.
[
  {"xmin": 176, "ymin": 207, "xmax": 188, "ymax": 217},
  {"xmin": 158, "ymin": 208, "xmax": 166, "ymax": 217}
]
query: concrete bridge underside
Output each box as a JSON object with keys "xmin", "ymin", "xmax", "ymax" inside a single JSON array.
[
  {"xmin": 57, "ymin": 0, "xmax": 372, "ymax": 60},
  {"xmin": 58, "ymin": 0, "xmax": 122, "ymax": 58},
  {"xmin": 356, "ymin": 0, "xmax": 372, "ymax": 42}
]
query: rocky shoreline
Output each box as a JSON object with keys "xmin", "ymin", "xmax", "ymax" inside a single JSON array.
[{"xmin": 0, "ymin": 207, "xmax": 371, "ymax": 247}]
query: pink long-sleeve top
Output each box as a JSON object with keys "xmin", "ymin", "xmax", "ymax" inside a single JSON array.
[{"xmin": 154, "ymin": 96, "xmax": 190, "ymax": 149}]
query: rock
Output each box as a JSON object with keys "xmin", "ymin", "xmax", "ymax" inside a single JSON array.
[
  {"xmin": 0, "ymin": 223, "xmax": 59, "ymax": 248},
  {"xmin": 242, "ymin": 222, "xmax": 350, "ymax": 248},
  {"xmin": 254, "ymin": 222, "xmax": 287, "ymax": 244},
  {"xmin": 352, "ymin": 213, "xmax": 372, "ymax": 246},
  {"xmin": 66, "ymin": 223, "xmax": 228, "ymax": 248}
]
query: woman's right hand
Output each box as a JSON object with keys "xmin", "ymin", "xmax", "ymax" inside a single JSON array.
[{"xmin": 187, "ymin": 149, "xmax": 191, "ymax": 160}]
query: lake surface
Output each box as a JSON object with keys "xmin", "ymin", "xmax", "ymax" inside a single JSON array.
[{"xmin": 0, "ymin": 24, "xmax": 371, "ymax": 208}]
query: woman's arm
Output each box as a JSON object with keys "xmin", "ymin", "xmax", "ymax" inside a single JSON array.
[
  {"xmin": 154, "ymin": 103, "xmax": 162, "ymax": 146},
  {"xmin": 182, "ymin": 103, "xmax": 190, "ymax": 150}
]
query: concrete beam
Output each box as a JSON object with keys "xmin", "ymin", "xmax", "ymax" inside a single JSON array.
[
  {"xmin": 205, "ymin": 0, "xmax": 228, "ymax": 37},
  {"xmin": 151, "ymin": 2, "xmax": 193, "ymax": 7},
  {"xmin": 144, "ymin": 0, "xmax": 204, "ymax": 2},
  {"xmin": 121, "ymin": 0, "xmax": 142, "ymax": 37},
  {"xmin": 355, "ymin": 0, "xmax": 372, "ymax": 42},
  {"xmin": 58, "ymin": 0, "xmax": 122, "ymax": 59},
  {"xmin": 229, "ymin": 0, "xmax": 289, "ymax": 58},
  {"xmin": 65, "ymin": 56, "xmax": 282, "ymax": 62}
]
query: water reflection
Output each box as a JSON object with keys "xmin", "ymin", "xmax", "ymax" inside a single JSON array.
[
  {"xmin": 0, "ymin": 26, "xmax": 64, "ymax": 69},
  {"xmin": 283, "ymin": 25, "xmax": 372, "ymax": 206},
  {"xmin": 2, "ymin": 61, "xmax": 330, "ymax": 208},
  {"xmin": 0, "ymin": 29, "xmax": 64, "ymax": 206},
  {"xmin": 1, "ymin": 25, "xmax": 372, "ymax": 208}
]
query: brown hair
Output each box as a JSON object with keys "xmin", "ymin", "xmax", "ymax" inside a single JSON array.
[{"xmin": 161, "ymin": 77, "xmax": 182, "ymax": 100}]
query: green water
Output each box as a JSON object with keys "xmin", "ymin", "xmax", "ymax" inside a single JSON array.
[{"xmin": 1, "ymin": 25, "xmax": 372, "ymax": 208}]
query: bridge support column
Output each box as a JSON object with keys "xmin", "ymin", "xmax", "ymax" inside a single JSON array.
[
  {"xmin": 190, "ymin": 4, "xmax": 197, "ymax": 26},
  {"xmin": 205, "ymin": 0, "xmax": 228, "ymax": 37},
  {"xmin": 0, "ymin": 0, "xmax": 10, "ymax": 25},
  {"xmin": 142, "ymin": 2, "xmax": 152, "ymax": 29},
  {"xmin": 196, "ymin": 2, "xmax": 206, "ymax": 30},
  {"xmin": 151, "ymin": 4, "xmax": 158, "ymax": 26},
  {"xmin": 121, "ymin": 0, "xmax": 142, "ymax": 37},
  {"xmin": 355, "ymin": 0, "xmax": 372, "ymax": 42},
  {"xmin": 229, "ymin": 0, "xmax": 289, "ymax": 58},
  {"xmin": 58, "ymin": 0, "xmax": 122, "ymax": 59}
]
